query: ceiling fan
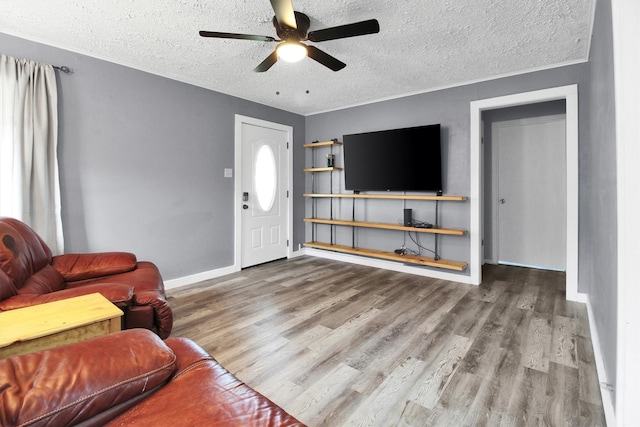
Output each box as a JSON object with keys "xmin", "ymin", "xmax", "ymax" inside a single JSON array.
[{"xmin": 199, "ymin": 0, "xmax": 380, "ymax": 72}]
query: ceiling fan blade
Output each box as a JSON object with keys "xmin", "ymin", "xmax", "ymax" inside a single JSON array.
[
  {"xmin": 199, "ymin": 31, "xmax": 277, "ymax": 42},
  {"xmin": 270, "ymin": 0, "xmax": 297, "ymax": 29},
  {"xmin": 306, "ymin": 45, "xmax": 346, "ymax": 71},
  {"xmin": 307, "ymin": 19, "xmax": 380, "ymax": 42},
  {"xmin": 254, "ymin": 51, "xmax": 279, "ymax": 72}
]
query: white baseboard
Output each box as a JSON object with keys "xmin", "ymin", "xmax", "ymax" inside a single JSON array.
[
  {"xmin": 164, "ymin": 264, "xmax": 239, "ymax": 290},
  {"xmin": 304, "ymin": 247, "xmax": 474, "ymax": 285},
  {"xmin": 164, "ymin": 249, "xmax": 308, "ymax": 291},
  {"xmin": 576, "ymin": 292, "xmax": 588, "ymax": 304},
  {"xmin": 584, "ymin": 294, "xmax": 616, "ymax": 426},
  {"xmin": 289, "ymin": 248, "xmax": 306, "ymax": 258},
  {"xmin": 165, "ymin": 247, "xmax": 470, "ymax": 289}
]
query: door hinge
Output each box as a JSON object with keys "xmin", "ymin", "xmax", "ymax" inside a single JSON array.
[
  {"xmin": 287, "ymin": 142, "xmax": 289, "ymax": 149},
  {"xmin": 286, "ymin": 190, "xmax": 289, "ymax": 198},
  {"xmin": 286, "ymin": 239, "xmax": 289, "ymax": 247}
]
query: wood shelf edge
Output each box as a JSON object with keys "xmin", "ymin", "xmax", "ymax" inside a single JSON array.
[
  {"xmin": 304, "ymin": 218, "xmax": 466, "ymax": 236},
  {"xmin": 303, "ymin": 167, "xmax": 343, "ymax": 173},
  {"xmin": 304, "ymin": 242, "xmax": 468, "ymax": 271},
  {"xmin": 303, "ymin": 193, "xmax": 467, "ymax": 201},
  {"xmin": 304, "ymin": 141, "xmax": 342, "ymax": 148}
]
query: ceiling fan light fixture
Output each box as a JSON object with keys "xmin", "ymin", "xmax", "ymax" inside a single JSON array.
[{"xmin": 276, "ymin": 41, "xmax": 307, "ymax": 62}]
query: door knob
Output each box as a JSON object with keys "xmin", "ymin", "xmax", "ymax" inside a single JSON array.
[
  {"xmin": 243, "ymin": 204, "xmax": 249, "ymax": 209},
  {"xmin": 500, "ymin": 199, "xmax": 506, "ymax": 204}
]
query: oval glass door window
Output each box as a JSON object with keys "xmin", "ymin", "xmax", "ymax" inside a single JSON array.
[{"xmin": 255, "ymin": 144, "xmax": 277, "ymax": 212}]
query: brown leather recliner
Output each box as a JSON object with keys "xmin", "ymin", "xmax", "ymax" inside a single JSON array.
[
  {"xmin": 0, "ymin": 217, "xmax": 172, "ymax": 338},
  {"xmin": 0, "ymin": 329, "xmax": 305, "ymax": 426}
]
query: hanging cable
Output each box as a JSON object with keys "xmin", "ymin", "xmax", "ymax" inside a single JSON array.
[{"xmin": 408, "ymin": 231, "xmax": 439, "ymax": 259}]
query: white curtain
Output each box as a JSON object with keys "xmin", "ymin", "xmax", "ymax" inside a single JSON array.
[{"xmin": 0, "ymin": 54, "xmax": 64, "ymax": 254}]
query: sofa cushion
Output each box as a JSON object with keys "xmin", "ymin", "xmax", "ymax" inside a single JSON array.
[
  {"xmin": 51, "ymin": 252, "xmax": 137, "ymax": 282},
  {"xmin": 0, "ymin": 283, "xmax": 133, "ymax": 311},
  {"xmin": 0, "ymin": 217, "xmax": 52, "ymax": 289},
  {"xmin": 105, "ymin": 337, "xmax": 306, "ymax": 427},
  {"xmin": 0, "ymin": 329, "xmax": 176, "ymax": 427}
]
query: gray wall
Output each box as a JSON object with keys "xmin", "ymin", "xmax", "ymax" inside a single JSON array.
[
  {"xmin": 305, "ymin": 66, "xmax": 590, "ymax": 278},
  {"xmin": 585, "ymin": 0, "xmax": 618, "ymax": 403},
  {"xmin": 0, "ymin": 32, "xmax": 306, "ymax": 280}
]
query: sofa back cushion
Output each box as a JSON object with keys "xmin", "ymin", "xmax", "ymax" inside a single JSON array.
[
  {"xmin": 0, "ymin": 329, "xmax": 176, "ymax": 427},
  {"xmin": 52, "ymin": 252, "xmax": 137, "ymax": 282},
  {"xmin": 0, "ymin": 217, "xmax": 52, "ymax": 291},
  {"xmin": 15, "ymin": 264, "xmax": 65, "ymax": 296}
]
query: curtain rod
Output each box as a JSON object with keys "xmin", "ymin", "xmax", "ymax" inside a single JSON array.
[{"xmin": 53, "ymin": 65, "xmax": 72, "ymax": 74}]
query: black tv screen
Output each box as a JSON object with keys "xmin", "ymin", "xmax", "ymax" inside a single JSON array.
[{"xmin": 343, "ymin": 124, "xmax": 442, "ymax": 192}]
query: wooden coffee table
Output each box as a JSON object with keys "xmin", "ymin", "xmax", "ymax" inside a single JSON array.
[{"xmin": 0, "ymin": 293, "xmax": 123, "ymax": 359}]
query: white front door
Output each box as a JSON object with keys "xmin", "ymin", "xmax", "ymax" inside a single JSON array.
[
  {"xmin": 494, "ymin": 114, "xmax": 566, "ymax": 271},
  {"xmin": 239, "ymin": 118, "xmax": 290, "ymax": 268}
]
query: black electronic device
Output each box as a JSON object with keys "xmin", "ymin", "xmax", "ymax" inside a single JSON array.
[
  {"xmin": 414, "ymin": 223, "xmax": 433, "ymax": 229},
  {"xmin": 343, "ymin": 124, "xmax": 442, "ymax": 192},
  {"xmin": 403, "ymin": 208, "xmax": 413, "ymax": 227}
]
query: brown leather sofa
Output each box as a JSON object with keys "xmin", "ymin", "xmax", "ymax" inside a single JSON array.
[
  {"xmin": 0, "ymin": 329, "xmax": 305, "ymax": 426},
  {"xmin": 0, "ymin": 217, "xmax": 172, "ymax": 338}
]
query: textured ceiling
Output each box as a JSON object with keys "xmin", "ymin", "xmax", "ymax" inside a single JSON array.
[{"xmin": 0, "ymin": 0, "xmax": 594, "ymax": 115}]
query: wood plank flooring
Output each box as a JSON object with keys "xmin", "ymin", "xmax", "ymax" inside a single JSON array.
[{"xmin": 167, "ymin": 257, "xmax": 605, "ymax": 426}]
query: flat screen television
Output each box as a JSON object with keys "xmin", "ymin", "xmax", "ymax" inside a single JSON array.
[{"xmin": 343, "ymin": 124, "xmax": 442, "ymax": 192}]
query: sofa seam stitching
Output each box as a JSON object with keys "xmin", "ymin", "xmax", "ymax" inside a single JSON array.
[
  {"xmin": 171, "ymin": 358, "xmax": 214, "ymax": 380},
  {"xmin": 19, "ymin": 354, "xmax": 177, "ymax": 427}
]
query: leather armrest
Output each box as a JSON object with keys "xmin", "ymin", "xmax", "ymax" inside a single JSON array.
[
  {"xmin": 165, "ymin": 337, "xmax": 216, "ymax": 376},
  {"xmin": 133, "ymin": 290, "xmax": 173, "ymax": 339},
  {"xmin": 0, "ymin": 283, "xmax": 133, "ymax": 311},
  {"xmin": 52, "ymin": 252, "xmax": 137, "ymax": 282},
  {"xmin": 0, "ymin": 329, "xmax": 176, "ymax": 427}
]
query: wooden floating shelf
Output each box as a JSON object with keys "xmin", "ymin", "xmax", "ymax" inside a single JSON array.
[
  {"xmin": 303, "ymin": 139, "xmax": 468, "ymax": 274},
  {"xmin": 304, "ymin": 218, "xmax": 467, "ymax": 236},
  {"xmin": 304, "ymin": 193, "xmax": 467, "ymax": 201},
  {"xmin": 304, "ymin": 167, "xmax": 343, "ymax": 173},
  {"xmin": 304, "ymin": 242, "xmax": 468, "ymax": 271},
  {"xmin": 304, "ymin": 141, "xmax": 342, "ymax": 148}
]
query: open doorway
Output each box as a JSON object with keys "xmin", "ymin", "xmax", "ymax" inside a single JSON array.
[
  {"xmin": 483, "ymin": 101, "xmax": 567, "ymax": 271},
  {"xmin": 470, "ymin": 85, "xmax": 579, "ymax": 301}
]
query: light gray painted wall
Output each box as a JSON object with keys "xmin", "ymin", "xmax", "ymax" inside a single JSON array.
[
  {"xmin": 305, "ymin": 65, "xmax": 590, "ymax": 279},
  {"xmin": 0, "ymin": 32, "xmax": 306, "ymax": 280},
  {"xmin": 585, "ymin": 0, "xmax": 618, "ymax": 403}
]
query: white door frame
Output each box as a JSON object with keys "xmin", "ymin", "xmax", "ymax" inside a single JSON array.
[
  {"xmin": 234, "ymin": 115, "xmax": 293, "ymax": 270},
  {"xmin": 470, "ymin": 84, "xmax": 579, "ymax": 302}
]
